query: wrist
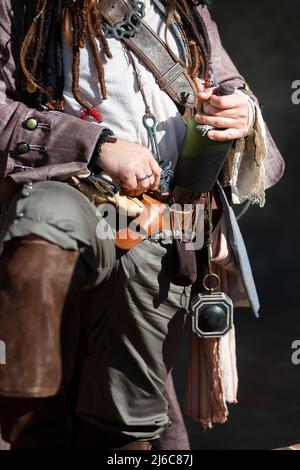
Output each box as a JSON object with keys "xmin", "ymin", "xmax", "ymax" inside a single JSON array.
[
  {"xmin": 235, "ymin": 89, "xmax": 256, "ymax": 136},
  {"xmin": 88, "ymin": 128, "xmax": 117, "ymax": 173}
]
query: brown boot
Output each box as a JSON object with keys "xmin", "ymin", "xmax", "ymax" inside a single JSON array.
[{"xmin": 0, "ymin": 235, "xmax": 87, "ymax": 448}]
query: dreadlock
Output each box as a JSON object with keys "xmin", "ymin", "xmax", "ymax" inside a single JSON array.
[
  {"xmin": 20, "ymin": 0, "xmax": 212, "ymax": 111},
  {"xmin": 165, "ymin": 0, "xmax": 211, "ymax": 78}
]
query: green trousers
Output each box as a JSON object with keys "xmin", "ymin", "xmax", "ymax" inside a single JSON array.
[{"xmin": 0, "ymin": 181, "xmax": 190, "ymax": 440}]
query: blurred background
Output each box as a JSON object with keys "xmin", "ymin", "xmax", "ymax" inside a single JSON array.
[{"xmin": 174, "ymin": 0, "xmax": 300, "ymax": 450}]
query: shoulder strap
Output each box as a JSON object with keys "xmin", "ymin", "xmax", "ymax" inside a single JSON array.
[{"xmin": 98, "ymin": 0, "xmax": 198, "ymax": 109}]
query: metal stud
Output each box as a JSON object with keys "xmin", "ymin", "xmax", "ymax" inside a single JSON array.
[{"xmin": 20, "ymin": 189, "xmax": 30, "ymax": 198}]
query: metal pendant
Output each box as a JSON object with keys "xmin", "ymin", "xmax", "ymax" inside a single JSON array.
[
  {"xmin": 191, "ymin": 290, "xmax": 234, "ymax": 339},
  {"xmin": 190, "ymin": 193, "xmax": 234, "ymax": 339}
]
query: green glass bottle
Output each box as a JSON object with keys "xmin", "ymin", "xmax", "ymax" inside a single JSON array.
[{"xmin": 173, "ymin": 84, "xmax": 235, "ymax": 193}]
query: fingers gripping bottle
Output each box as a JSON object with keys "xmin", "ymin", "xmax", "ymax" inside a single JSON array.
[{"xmin": 173, "ymin": 84, "xmax": 235, "ymax": 193}]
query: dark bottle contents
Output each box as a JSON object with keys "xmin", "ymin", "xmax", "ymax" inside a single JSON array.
[{"xmin": 173, "ymin": 84, "xmax": 235, "ymax": 193}]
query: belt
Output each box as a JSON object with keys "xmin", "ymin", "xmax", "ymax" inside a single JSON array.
[{"xmin": 115, "ymin": 192, "xmax": 205, "ymax": 250}]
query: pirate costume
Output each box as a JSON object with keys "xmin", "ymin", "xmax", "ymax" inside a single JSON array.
[{"xmin": 0, "ymin": 0, "xmax": 284, "ymax": 449}]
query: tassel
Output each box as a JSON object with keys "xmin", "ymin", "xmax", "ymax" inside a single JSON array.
[
  {"xmin": 45, "ymin": 99, "xmax": 65, "ymax": 112},
  {"xmin": 81, "ymin": 107, "xmax": 102, "ymax": 122},
  {"xmin": 184, "ymin": 222, "xmax": 238, "ymax": 428},
  {"xmin": 184, "ymin": 327, "xmax": 238, "ymax": 428}
]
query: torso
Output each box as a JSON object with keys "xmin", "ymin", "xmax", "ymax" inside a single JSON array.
[{"xmin": 62, "ymin": 0, "xmax": 186, "ymax": 173}]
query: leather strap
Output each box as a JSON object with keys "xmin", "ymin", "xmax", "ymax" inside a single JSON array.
[{"xmin": 98, "ymin": 0, "xmax": 198, "ymax": 109}]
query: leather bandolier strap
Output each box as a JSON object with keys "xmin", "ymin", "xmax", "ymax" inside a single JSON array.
[{"xmin": 98, "ymin": 0, "xmax": 198, "ymax": 110}]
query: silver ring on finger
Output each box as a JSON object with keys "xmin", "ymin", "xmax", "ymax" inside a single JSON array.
[{"xmin": 137, "ymin": 173, "xmax": 153, "ymax": 182}]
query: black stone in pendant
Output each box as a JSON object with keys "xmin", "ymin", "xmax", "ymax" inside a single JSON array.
[{"xmin": 197, "ymin": 305, "xmax": 227, "ymax": 333}]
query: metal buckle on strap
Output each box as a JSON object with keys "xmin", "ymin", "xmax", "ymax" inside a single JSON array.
[
  {"xmin": 99, "ymin": 0, "xmax": 197, "ymax": 108},
  {"xmin": 103, "ymin": 0, "xmax": 146, "ymax": 40},
  {"xmin": 156, "ymin": 63, "xmax": 185, "ymax": 90}
]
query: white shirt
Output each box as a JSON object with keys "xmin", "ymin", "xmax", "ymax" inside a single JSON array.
[{"xmin": 62, "ymin": 0, "xmax": 186, "ymax": 173}]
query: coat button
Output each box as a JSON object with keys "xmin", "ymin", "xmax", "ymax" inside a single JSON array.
[
  {"xmin": 17, "ymin": 142, "xmax": 30, "ymax": 155},
  {"xmin": 20, "ymin": 189, "xmax": 30, "ymax": 198},
  {"xmin": 24, "ymin": 117, "xmax": 38, "ymax": 131},
  {"xmin": 15, "ymin": 212, "xmax": 25, "ymax": 220},
  {"xmin": 21, "ymin": 182, "xmax": 33, "ymax": 197}
]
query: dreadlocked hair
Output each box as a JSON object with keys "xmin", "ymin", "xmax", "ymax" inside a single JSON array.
[
  {"xmin": 66, "ymin": 0, "xmax": 112, "ymax": 110},
  {"xmin": 21, "ymin": 0, "xmax": 112, "ymax": 111},
  {"xmin": 164, "ymin": 0, "xmax": 211, "ymax": 80},
  {"xmin": 21, "ymin": 0, "xmax": 62, "ymax": 101},
  {"xmin": 20, "ymin": 0, "xmax": 211, "ymax": 111}
]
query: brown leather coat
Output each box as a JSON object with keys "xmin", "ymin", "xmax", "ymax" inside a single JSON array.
[{"xmin": 0, "ymin": 1, "xmax": 285, "ymax": 189}]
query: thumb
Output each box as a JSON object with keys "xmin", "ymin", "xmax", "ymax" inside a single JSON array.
[{"xmin": 198, "ymin": 86, "xmax": 216, "ymax": 102}]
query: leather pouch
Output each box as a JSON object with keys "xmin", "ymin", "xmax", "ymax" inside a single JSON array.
[{"xmin": 166, "ymin": 239, "xmax": 197, "ymax": 287}]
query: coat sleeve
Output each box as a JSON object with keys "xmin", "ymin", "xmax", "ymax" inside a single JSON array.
[
  {"xmin": 199, "ymin": 5, "xmax": 285, "ymax": 190},
  {"xmin": 0, "ymin": 0, "xmax": 105, "ymax": 186}
]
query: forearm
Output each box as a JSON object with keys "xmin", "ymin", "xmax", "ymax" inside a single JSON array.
[
  {"xmin": 0, "ymin": 0, "xmax": 107, "ymax": 186},
  {"xmin": 0, "ymin": 96, "xmax": 106, "ymax": 185}
]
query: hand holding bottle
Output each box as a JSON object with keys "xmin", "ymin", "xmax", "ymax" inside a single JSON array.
[{"xmin": 194, "ymin": 87, "xmax": 250, "ymax": 142}]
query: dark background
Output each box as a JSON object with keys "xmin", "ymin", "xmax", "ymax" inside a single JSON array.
[{"xmin": 174, "ymin": 0, "xmax": 300, "ymax": 450}]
